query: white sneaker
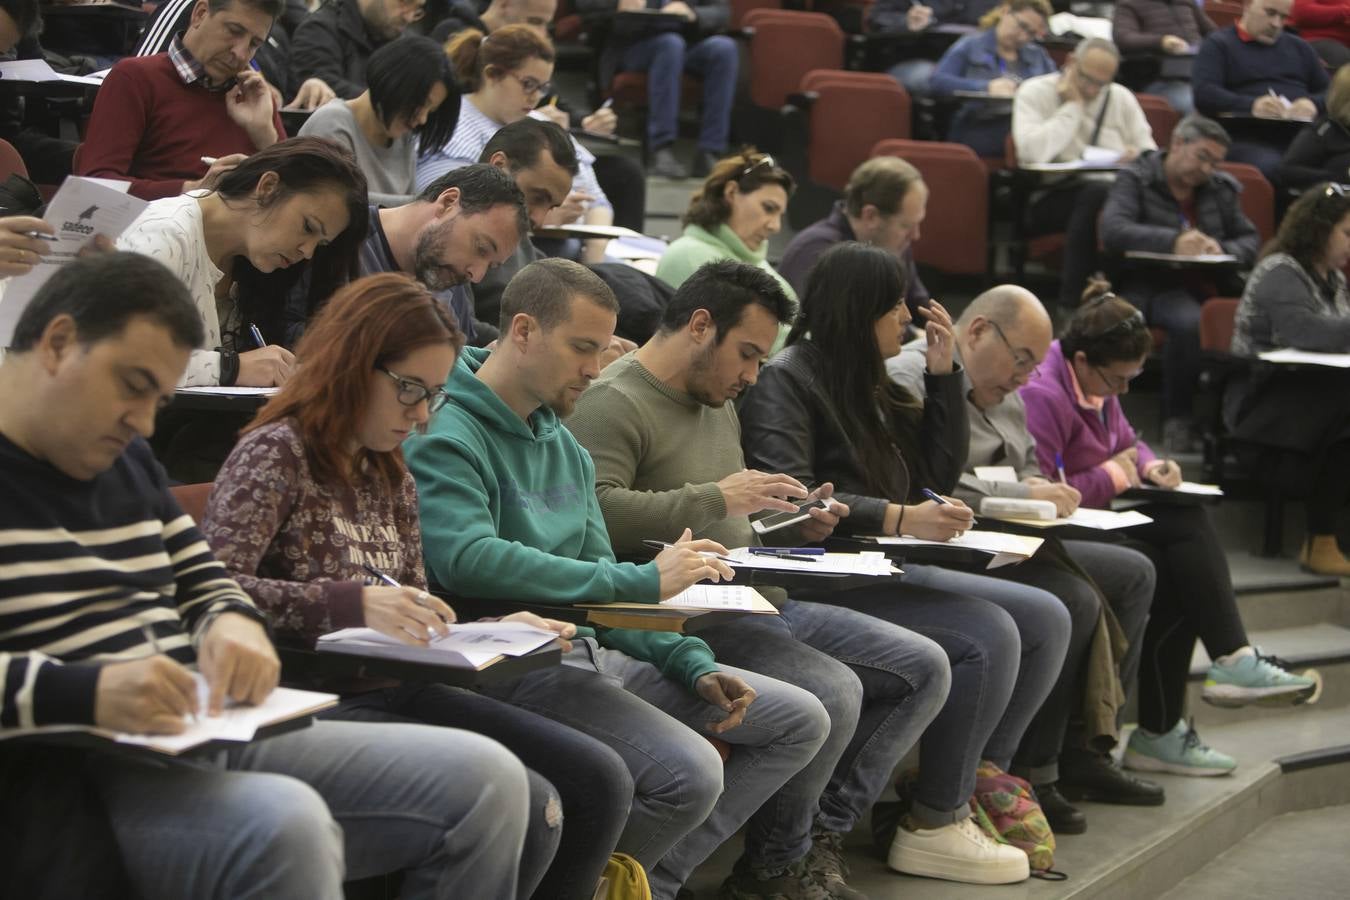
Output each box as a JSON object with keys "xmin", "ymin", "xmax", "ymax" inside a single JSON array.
[{"xmin": 887, "ymin": 816, "xmax": 1030, "ymax": 884}]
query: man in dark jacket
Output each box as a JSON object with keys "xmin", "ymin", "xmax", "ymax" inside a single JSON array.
[
  {"xmin": 578, "ymin": 0, "xmax": 736, "ymax": 179},
  {"xmin": 1101, "ymin": 113, "xmax": 1259, "ymax": 448},
  {"xmin": 290, "ymin": 0, "xmax": 425, "ymax": 99},
  {"xmin": 1111, "ymin": 0, "xmax": 1216, "ymax": 113}
]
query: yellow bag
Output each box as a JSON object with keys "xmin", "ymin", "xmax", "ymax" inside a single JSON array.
[{"xmin": 593, "ymin": 853, "xmax": 652, "ymax": 900}]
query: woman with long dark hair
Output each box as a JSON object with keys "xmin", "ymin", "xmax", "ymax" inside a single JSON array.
[
  {"xmin": 202, "ymin": 272, "xmax": 634, "ymax": 900},
  {"xmin": 117, "ymin": 136, "xmax": 369, "ymax": 387},
  {"xmin": 739, "ymin": 242, "xmax": 1069, "ymax": 884},
  {"xmin": 1230, "ymin": 183, "xmax": 1350, "ymax": 573},
  {"xmin": 1021, "ymin": 284, "xmax": 1318, "ymax": 777}
]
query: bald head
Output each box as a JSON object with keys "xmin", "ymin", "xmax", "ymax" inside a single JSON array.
[{"xmin": 957, "ymin": 285, "xmax": 1054, "ymax": 409}]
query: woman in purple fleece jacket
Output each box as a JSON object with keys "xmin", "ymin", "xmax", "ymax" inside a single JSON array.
[{"xmin": 1020, "ymin": 289, "xmax": 1317, "ymax": 778}]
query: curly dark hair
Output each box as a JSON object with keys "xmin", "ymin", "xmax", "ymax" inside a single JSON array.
[{"xmin": 1270, "ymin": 183, "xmax": 1350, "ymax": 274}]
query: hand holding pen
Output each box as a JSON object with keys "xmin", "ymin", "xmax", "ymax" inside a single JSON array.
[
  {"xmin": 360, "ymin": 564, "xmax": 456, "ymax": 645},
  {"xmin": 651, "ymin": 528, "xmax": 736, "ymax": 600},
  {"xmin": 0, "ymin": 215, "xmax": 55, "ymax": 276}
]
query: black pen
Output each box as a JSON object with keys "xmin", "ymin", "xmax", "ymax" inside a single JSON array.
[
  {"xmin": 641, "ymin": 539, "xmax": 736, "ymax": 563},
  {"xmin": 362, "ymin": 563, "xmax": 401, "ymax": 588}
]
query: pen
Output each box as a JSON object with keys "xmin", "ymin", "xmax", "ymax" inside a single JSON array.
[
  {"xmin": 747, "ymin": 548, "xmax": 819, "ymax": 562},
  {"xmin": 248, "ymin": 322, "xmax": 266, "ymax": 348},
  {"xmin": 1055, "ymin": 452, "xmax": 1067, "ymax": 484},
  {"xmin": 921, "ymin": 488, "xmax": 979, "ymax": 525},
  {"xmin": 601, "ymin": 97, "xmax": 614, "ymax": 110},
  {"xmin": 548, "ymin": 95, "xmax": 558, "ymax": 107},
  {"xmin": 142, "ymin": 622, "xmax": 199, "ymax": 723},
  {"xmin": 22, "ymin": 230, "xmax": 57, "ymax": 242},
  {"xmin": 641, "ymin": 539, "xmax": 736, "ymax": 563},
  {"xmin": 361, "ymin": 563, "xmax": 401, "ymax": 588},
  {"xmin": 200, "ymin": 156, "xmax": 218, "ymax": 165}
]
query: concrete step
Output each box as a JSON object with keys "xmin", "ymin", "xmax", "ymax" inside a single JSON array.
[
  {"xmin": 682, "ymin": 705, "xmax": 1350, "ymax": 898},
  {"xmin": 1158, "ymin": 803, "xmax": 1350, "ymax": 900},
  {"xmin": 1231, "ymin": 584, "xmax": 1347, "ymax": 632}
]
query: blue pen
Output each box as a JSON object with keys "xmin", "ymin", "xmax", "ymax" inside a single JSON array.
[
  {"xmin": 921, "ymin": 488, "xmax": 979, "ymax": 525},
  {"xmin": 748, "ymin": 547, "xmax": 820, "ymax": 562},
  {"xmin": 1055, "ymin": 452, "xmax": 1068, "ymax": 484},
  {"xmin": 248, "ymin": 322, "xmax": 266, "ymax": 348}
]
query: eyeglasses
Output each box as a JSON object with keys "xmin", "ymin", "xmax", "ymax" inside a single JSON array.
[
  {"xmin": 987, "ymin": 319, "xmax": 1040, "ymax": 376},
  {"xmin": 508, "ymin": 72, "xmax": 552, "ymax": 97},
  {"xmin": 1074, "ymin": 67, "xmax": 1113, "ymax": 90},
  {"xmin": 739, "ymin": 154, "xmax": 774, "ymax": 179},
  {"xmin": 379, "ymin": 367, "xmax": 450, "ymax": 413},
  {"xmin": 1092, "ymin": 364, "xmax": 1142, "ymax": 392}
]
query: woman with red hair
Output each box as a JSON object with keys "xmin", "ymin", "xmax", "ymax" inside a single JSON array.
[{"xmin": 201, "ymin": 272, "xmax": 634, "ymax": 900}]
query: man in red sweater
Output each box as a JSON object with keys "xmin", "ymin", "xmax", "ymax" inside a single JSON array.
[
  {"xmin": 76, "ymin": 0, "xmax": 287, "ymax": 200},
  {"xmin": 1292, "ymin": 0, "xmax": 1350, "ymax": 67}
]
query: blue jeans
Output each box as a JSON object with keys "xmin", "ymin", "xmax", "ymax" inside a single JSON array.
[
  {"xmin": 619, "ymin": 32, "xmax": 738, "ymax": 151},
  {"xmin": 888, "ymin": 58, "xmax": 936, "ymax": 96},
  {"xmin": 1227, "ymin": 138, "xmax": 1284, "ymax": 183},
  {"xmin": 90, "ymin": 720, "xmax": 530, "ymax": 900},
  {"xmin": 480, "ymin": 638, "xmax": 829, "ymax": 900},
  {"xmin": 695, "ymin": 600, "xmax": 949, "ymax": 868},
  {"xmin": 329, "ymin": 684, "xmax": 632, "ymax": 900},
  {"xmin": 1002, "ymin": 540, "xmax": 1156, "ymax": 782},
  {"xmin": 1144, "ymin": 79, "xmax": 1195, "ymax": 115},
  {"xmin": 822, "ymin": 566, "xmax": 1069, "ymax": 824},
  {"xmin": 1123, "ymin": 282, "xmax": 1204, "ymax": 421}
]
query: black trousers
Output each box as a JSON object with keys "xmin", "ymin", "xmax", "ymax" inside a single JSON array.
[
  {"xmin": 1077, "ymin": 504, "xmax": 1248, "ymax": 734},
  {"xmin": 592, "ymin": 153, "xmax": 647, "ymax": 232},
  {"xmin": 1027, "ymin": 179, "xmax": 1112, "ymax": 307}
]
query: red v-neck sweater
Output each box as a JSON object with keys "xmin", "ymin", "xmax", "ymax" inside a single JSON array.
[{"xmin": 76, "ymin": 54, "xmax": 287, "ymax": 200}]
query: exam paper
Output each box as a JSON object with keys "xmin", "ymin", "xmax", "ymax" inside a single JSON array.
[
  {"xmin": 660, "ymin": 585, "xmax": 776, "ymax": 611},
  {"xmin": 999, "ymin": 507, "xmax": 1154, "ymax": 530},
  {"xmin": 320, "ymin": 621, "xmax": 558, "ymax": 669},
  {"xmin": 175, "ymin": 386, "xmax": 281, "ymax": 397},
  {"xmin": 114, "ymin": 684, "xmax": 338, "ymax": 753},
  {"xmin": 724, "ymin": 548, "xmax": 898, "ymax": 575},
  {"xmin": 0, "ymin": 58, "xmax": 106, "ymax": 86},
  {"xmin": 973, "ymin": 466, "xmax": 1019, "ymax": 483},
  {"xmin": 0, "ymin": 178, "xmax": 147, "ymax": 344},
  {"xmin": 872, "ymin": 531, "xmax": 1045, "ymax": 569}
]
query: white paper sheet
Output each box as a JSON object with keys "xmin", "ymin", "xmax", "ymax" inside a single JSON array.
[
  {"xmin": 0, "ymin": 178, "xmax": 147, "ymax": 344},
  {"xmin": 175, "ymin": 386, "xmax": 280, "ymax": 397},
  {"xmin": 112, "ymin": 686, "xmax": 338, "ymax": 753},
  {"xmin": 871, "ymin": 531, "xmax": 1045, "ymax": 568},
  {"xmin": 724, "ymin": 548, "xmax": 899, "ymax": 576},
  {"xmin": 319, "ymin": 621, "xmax": 558, "ymax": 669},
  {"xmin": 973, "ymin": 466, "xmax": 1019, "ymax": 483},
  {"xmin": 1257, "ymin": 348, "xmax": 1350, "ymax": 368},
  {"xmin": 660, "ymin": 585, "xmax": 776, "ymax": 611},
  {"xmin": 0, "ymin": 58, "xmax": 106, "ymax": 86}
]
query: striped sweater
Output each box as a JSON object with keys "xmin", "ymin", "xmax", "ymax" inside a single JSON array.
[{"xmin": 0, "ymin": 435, "xmax": 262, "ymax": 732}]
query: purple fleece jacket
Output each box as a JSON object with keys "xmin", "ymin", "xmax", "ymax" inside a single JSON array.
[{"xmin": 1018, "ymin": 341, "xmax": 1158, "ymax": 509}]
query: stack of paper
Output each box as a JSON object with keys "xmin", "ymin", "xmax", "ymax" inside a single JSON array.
[
  {"xmin": 660, "ymin": 585, "xmax": 776, "ymax": 611},
  {"xmin": 175, "ymin": 386, "xmax": 280, "ymax": 398},
  {"xmin": 319, "ymin": 621, "xmax": 558, "ymax": 670},
  {"xmin": 724, "ymin": 549, "xmax": 899, "ymax": 576},
  {"xmin": 871, "ymin": 531, "xmax": 1045, "ymax": 569}
]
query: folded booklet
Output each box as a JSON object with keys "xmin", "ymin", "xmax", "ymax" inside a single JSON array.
[
  {"xmin": 1, "ymin": 682, "xmax": 337, "ymax": 756},
  {"xmin": 318, "ymin": 621, "xmax": 559, "ymax": 671}
]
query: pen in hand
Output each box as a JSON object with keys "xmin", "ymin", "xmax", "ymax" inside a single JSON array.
[
  {"xmin": 249, "ymin": 322, "xmax": 266, "ymax": 348},
  {"xmin": 141, "ymin": 622, "xmax": 199, "ymax": 723},
  {"xmin": 920, "ymin": 488, "xmax": 978, "ymax": 526},
  {"xmin": 22, "ymin": 230, "xmax": 58, "ymax": 242},
  {"xmin": 641, "ymin": 539, "xmax": 736, "ymax": 563},
  {"xmin": 1055, "ymin": 452, "xmax": 1067, "ymax": 485}
]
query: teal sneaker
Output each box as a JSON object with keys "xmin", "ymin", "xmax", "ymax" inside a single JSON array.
[
  {"xmin": 1202, "ymin": 647, "xmax": 1319, "ymax": 708},
  {"xmin": 1123, "ymin": 720, "xmax": 1237, "ymax": 777}
]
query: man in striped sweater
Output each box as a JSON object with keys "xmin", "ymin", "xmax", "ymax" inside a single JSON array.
[{"xmin": 0, "ymin": 251, "xmax": 532, "ymax": 899}]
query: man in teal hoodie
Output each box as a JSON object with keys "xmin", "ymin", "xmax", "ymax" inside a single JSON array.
[{"xmin": 404, "ymin": 258, "xmax": 830, "ymax": 900}]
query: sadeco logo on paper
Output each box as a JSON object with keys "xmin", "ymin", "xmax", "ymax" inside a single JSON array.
[{"xmin": 60, "ymin": 205, "xmax": 99, "ymax": 236}]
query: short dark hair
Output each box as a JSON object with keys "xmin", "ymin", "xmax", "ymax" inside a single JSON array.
[
  {"xmin": 1172, "ymin": 114, "xmax": 1231, "ymax": 149},
  {"xmin": 416, "ymin": 162, "xmax": 530, "ymax": 239},
  {"xmin": 205, "ymin": 0, "xmax": 285, "ymax": 18},
  {"xmin": 659, "ymin": 260, "xmax": 796, "ymax": 341},
  {"xmin": 1272, "ymin": 183, "xmax": 1350, "ymax": 274},
  {"xmin": 478, "ymin": 118, "xmax": 580, "ymax": 178},
  {"xmin": 1060, "ymin": 279, "xmax": 1153, "ymax": 365},
  {"xmin": 366, "ymin": 34, "xmax": 461, "ymax": 158},
  {"xmin": 843, "ymin": 156, "xmax": 923, "ymax": 218},
  {"xmin": 0, "ymin": 0, "xmax": 40, "ymax": 37},
  {"xmin": 9, "ymin": 253, "xmax": 204, "ymax": 352},
  {"xmin": 499, "ymin": 258, "xmax": 619, "ymax": 333}
]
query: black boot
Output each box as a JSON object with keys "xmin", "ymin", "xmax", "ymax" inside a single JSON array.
[
  {"xmin": 1059, "ymin": 749, "xmax": 1166, "ymax": 806},
  {"xmin": 1034, "ymin": 782, "xmax": 1088, "ymax": 834}
]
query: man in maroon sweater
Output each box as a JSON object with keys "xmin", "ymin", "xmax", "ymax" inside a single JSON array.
[{"xmin": 76, "ymin": 0, "xmax": 287, "ymax": 200}]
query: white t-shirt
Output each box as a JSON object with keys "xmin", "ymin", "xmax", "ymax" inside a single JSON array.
[{"xmin": 116, "ymin": 193, "xmax": 225, "ymax": 386}]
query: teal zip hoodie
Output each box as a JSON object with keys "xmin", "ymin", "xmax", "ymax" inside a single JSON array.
[{"xmin": 404, "ymin": 347, "xmax": 719, "ymax": 689}]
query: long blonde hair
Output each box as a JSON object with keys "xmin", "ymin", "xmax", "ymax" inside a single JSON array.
[{"xmin": 978, "ymin": 0, "xmax": 1053, "ymax": 30}]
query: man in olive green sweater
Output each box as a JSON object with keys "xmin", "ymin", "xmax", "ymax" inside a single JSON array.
[
  {"xmin": 568, "ymin": 260, "xmax": 951, "ymax": 900},
  {"xmin": 404, "ymin": 258, "xmax": 829, "ymax": 900}
]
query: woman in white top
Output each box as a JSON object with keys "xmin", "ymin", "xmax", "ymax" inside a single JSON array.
[
  {"xmin": 117, "ymin": 137, "xmax": 369, "ymax": 387},
  {"xmin": 299, "ymin": 34, "xmax": 460, "ymax": 207},
  {"xmin": 416, "ymin": 25, "xmax": 614, "ymax": 262}
]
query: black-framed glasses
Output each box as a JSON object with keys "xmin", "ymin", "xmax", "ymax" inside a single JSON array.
[
  {"xmin": 508, "ymin": 72, "xmax": 551, "ymax": 97},
  {"xmin": 379, "ymin": 367, "xmax": 450, "ymax": 413},
  {"xmin": 987, "ymin": 319, "xmax": 1040, "ymax": 376},
  {"xmin": 1092, "ymin": 364, "xmax": 1142, "ymax": 392}
]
